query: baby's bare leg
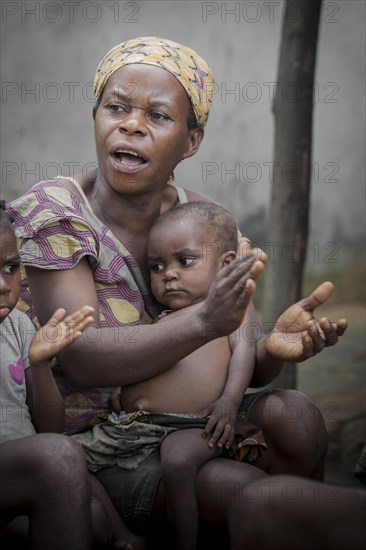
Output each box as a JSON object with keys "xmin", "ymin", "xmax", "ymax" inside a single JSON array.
[
  {"xmin": 160, "ymin": 428, "xmax": 222, "ymax": 550},
  {"xmin": 0, "ymin": 434, "xmax": 92, "ymax": 550}
]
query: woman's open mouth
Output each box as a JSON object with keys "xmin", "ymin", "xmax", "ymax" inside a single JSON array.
[{"xmin": 111, "ymin": 149, "xmax": 148, "ymax": 173}]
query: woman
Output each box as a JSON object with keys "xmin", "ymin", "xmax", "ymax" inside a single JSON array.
[{"xmin": 8, "ymin": 37, "xmax": 357, "ymax": 546}]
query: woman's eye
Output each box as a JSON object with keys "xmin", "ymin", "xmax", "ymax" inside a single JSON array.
[
  {"xmin": 107, "ymin": 104, "xmax": 126, "ymax": 112},
  {"xmin": 149, "ymin": 112, "xmax": 169, "ymax": 121},
  {"xmin": 179, "ymin": 258, "xmax": 194, "ymax": 267}
]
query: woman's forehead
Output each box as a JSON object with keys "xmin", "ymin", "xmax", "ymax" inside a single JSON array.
[{"xmin": 103, "ymin": 64, "xmax": 191, "ymax": 109}]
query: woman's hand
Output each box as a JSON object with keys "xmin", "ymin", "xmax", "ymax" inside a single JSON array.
[
  {"xmin": 265, "ymin": 282, "xmax": 347, "ymax": 362},
  {"xmin": 29, "ymin": 306, "xmax": 95, "ymax": 366},
  {"xmin": 199, "ymin": 248, "xmax": 266, "ymax": 339}
]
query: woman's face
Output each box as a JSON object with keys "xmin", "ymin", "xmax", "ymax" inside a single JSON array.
[{"xmin": 93, "ymin": 64, "xmax": 203, "ymax": 196}]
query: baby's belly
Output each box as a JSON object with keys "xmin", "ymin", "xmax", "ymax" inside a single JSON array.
[{"xmin": 122, "ymin": 339, "xmax": 231, "ymax": 415}]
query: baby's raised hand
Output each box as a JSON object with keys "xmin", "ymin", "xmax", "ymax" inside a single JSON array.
[{"xmin": 28, "ymin": 306, "xmax": 95, "ymax": 366}]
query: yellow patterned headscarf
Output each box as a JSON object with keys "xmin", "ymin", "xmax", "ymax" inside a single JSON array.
[{"xmin": 94, "ymin": 37, "xmax": 214, "ymax": 127}]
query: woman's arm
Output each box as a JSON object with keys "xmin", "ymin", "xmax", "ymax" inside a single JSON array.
[{"xmin": 26, "ymin": 254, "xmax": 264, "ymax": 388}]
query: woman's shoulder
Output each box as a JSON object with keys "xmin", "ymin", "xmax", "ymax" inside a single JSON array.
[
  {"xmin": 9, "ymin": 177, "xmax": 81, "ymax": 209},
  {"xmin": 180, "ymin": 188, "xmax": 215, "ymax": 203},
  {"xmin": 7, "ymin": 177, "xmax": 90, "ymax": 237}
]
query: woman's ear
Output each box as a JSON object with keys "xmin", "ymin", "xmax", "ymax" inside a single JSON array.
[
  {"xmin": 92, "ymin": 106, "xmax": 97, "ymax": 120},
  {"xmin": 221, "ymin": 250, "xmax": 237, "ymax": 267},
  {"xmin": 181, "ymin": 128, "xmax": 205, "ymax": 160}
]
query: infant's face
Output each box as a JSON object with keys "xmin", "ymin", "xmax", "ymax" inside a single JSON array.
[
  {"xmin": 148, "ymin": 219, "xmax": 221, "ymax": 310},
  {"xmin": 0, "ymin": 227, "xmax": 20, "ymax": 323}
]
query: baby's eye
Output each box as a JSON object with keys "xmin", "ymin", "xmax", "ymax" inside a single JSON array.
[
  {"xmin": 150, "ymin": 263, "xmax": 164, "ymax": 274},
  {"xmin": 179, "ymin": 257, "xmax": 195, "ymax": 267}
]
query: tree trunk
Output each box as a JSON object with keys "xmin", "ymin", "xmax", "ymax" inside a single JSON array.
[{"xmin": 261, "ymin": 0, "xmax": 322, "ymax": 389}]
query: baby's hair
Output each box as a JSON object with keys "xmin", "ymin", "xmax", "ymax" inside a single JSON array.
[
  {"xmin": 152, "ymin": 201, "xmax": 238, "ymax": 253},
  {"xmin": 0, "ymin": 200, "xmax": 14, "ymax": 227}
]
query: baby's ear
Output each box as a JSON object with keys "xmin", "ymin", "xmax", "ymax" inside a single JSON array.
[{"xmin": 221, "ymin": 251, "xmax": 237, "ymax": 266}]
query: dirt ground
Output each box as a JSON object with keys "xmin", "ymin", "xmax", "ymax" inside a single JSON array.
[{"xmin": 297, "ymin": 302, "xmax": 366, "ymax": 488}]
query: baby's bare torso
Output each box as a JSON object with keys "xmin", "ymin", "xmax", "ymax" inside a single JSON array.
[{"xmin": 122, "ymin": 307, "xmax": 232, "ymax": 415}]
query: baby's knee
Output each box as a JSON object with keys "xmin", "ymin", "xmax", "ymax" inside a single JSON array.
[{"xmin": 161, "ymin": 451, "xmax": 197, "ymax": 486}]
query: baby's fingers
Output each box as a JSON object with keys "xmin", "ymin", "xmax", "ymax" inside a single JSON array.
[
  {"xmin": 202, "ymin": 415, "xmax": 218, "ymax": 438},
  {"xmin": 209, "ymin": 423, "xmax": 233, "ymax": 449}
]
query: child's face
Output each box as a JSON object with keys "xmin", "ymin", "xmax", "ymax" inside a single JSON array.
[
  {"xmin": 148, "ymin": 217, "xmax": 224, "ymax": 310},
  {"xmin": 0, "ymin": 226, "xmax": 21, "ymax": 323}
]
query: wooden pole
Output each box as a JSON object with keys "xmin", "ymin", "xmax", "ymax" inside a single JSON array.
[{"xmin": 262, "ymin": 0, "xmax": 323, "ymax": 388}]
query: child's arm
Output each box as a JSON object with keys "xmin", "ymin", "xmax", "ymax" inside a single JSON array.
[
  {"xmin": 26, "ymin": 306, "xmax": 94, "ymax": 433},
  {"xmin": 202, "ymin": 308, "xmax": 256, "ymax": 450}
]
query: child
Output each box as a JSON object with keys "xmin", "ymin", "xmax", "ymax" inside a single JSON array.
[
  {"xmin": 122, "ymin": 201, "xmax": 264, "ymax": 550},
  {"xmin": 0, "ymin": 201, "xmax": 146, "ymax": 550}
]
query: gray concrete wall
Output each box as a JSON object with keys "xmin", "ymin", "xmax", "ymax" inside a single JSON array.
[{"xmin": 1, "ymin": 0, "xmax": 365, "ymax": 252}]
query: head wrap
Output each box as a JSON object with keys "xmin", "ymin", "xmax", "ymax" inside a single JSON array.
[{"xmin": 94, "ymin": 37, "xmax": 214, "ymax": 127}]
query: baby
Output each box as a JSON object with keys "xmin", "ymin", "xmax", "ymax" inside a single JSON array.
[{"xmin": 122, "ymin": 201, "xmax": 263, "ymax": 550}]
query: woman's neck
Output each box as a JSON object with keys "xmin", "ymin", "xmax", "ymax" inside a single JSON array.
[
  {"xmin": 82, "ymin": 169, "xmax": 178, "ymax": 272},
  {"xmin": 88, "ymin": 170, "xmax": 165, "ymax": 235}
]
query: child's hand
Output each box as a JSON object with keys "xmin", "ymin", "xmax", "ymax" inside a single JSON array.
[
  {"xmin": 28, "ymin": 306, "xmax": 95, "ymax": 366},
  {"xmin": 201, "ymin": 396, "xmax": 237, "ymax": 450}
]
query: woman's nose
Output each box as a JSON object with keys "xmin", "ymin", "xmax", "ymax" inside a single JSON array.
[{"xmin": 119, "ymin": 110, "xmax": 147, "ymax": 135}]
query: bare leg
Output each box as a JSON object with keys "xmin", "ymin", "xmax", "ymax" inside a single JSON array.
[
  {"xmin": 0, "ymin": 434, "xmax": 92, "ymax": 550},
  {"xmin": 229, "ymin": 474, "xmax": 366, "ymax": 550},
  {"xmin": 160, "ymin": 428, "xmax": 222, "ymax": 550},
  {"xmin": 193, "ymin": 459, "xmax": 366, "ymax": 549},
  {"xmin": 247, "ymin": 390, "xmax": 328, "ymax": 479},
  {"xmin": 88, "ymin": 473, "xmax": 147, "ymax": 550}
]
